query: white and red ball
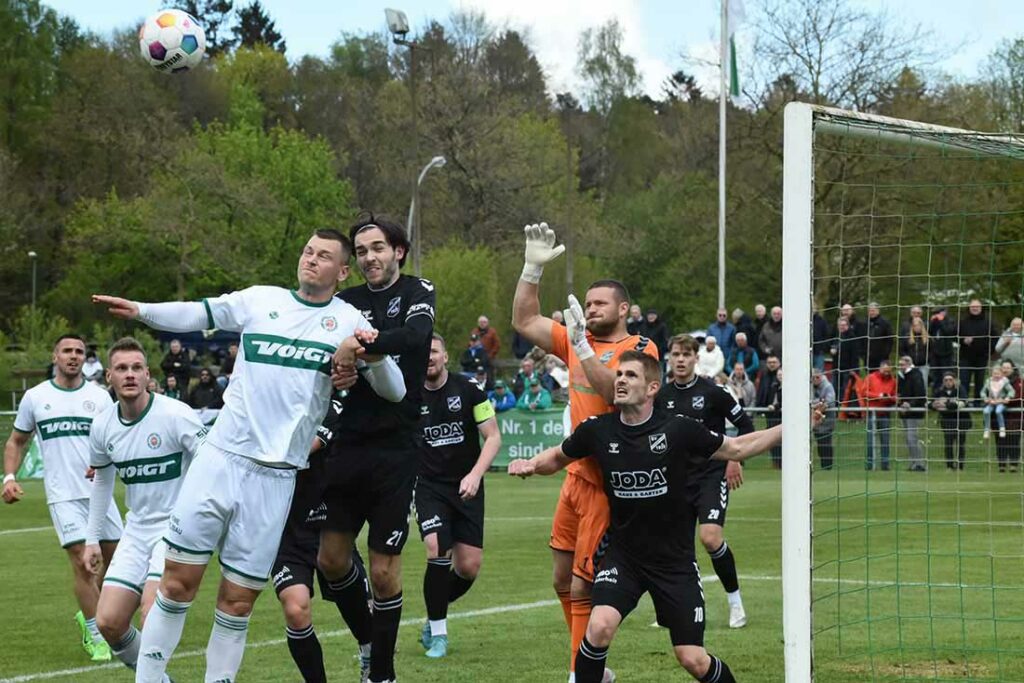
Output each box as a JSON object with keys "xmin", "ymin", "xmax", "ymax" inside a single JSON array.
[{"xmin": 139, "ymin": 9, "xmax": 206, "ymax": 73}]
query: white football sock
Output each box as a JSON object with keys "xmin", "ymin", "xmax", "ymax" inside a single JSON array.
[
  {"xmin": 204, "ymin": 608, "xmax": 250, "ymax": 683},
  {"xmin": 136, "ymin": 590, "xmax": 191, "ymax": 683}
]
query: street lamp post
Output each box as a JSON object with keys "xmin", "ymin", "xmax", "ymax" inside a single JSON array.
[
  {"xmin": 27, "ymin": 250, "xmax": 37, "ymax": 347},
  {"xmin": 385, "ymin": 8, "xmax": 423, "ymax": 272},
  {"xmin": 406, "ymin": 156, "xmax": 446, "ymax": 276}
]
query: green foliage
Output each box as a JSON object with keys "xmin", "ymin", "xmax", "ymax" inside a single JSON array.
[{"xmin": 421, "ymin": 241, "xmax": 500, "ymax": 351}]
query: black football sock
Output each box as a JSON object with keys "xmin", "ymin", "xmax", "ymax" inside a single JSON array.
[
  {"xmin": 328, "ymin": 561, "xmax": 372, "ymax": 646},
  {"xmin": 575, "ymin": 635, "xmax": 608, "ymax": 683},
  {"xmin": 285, "ymin": 624, "xmax": 326, "ymax": 683},
  {"xmin": 424, "ymin": 557, "xmax": 452, "ymax": 622},
  {"xmin": 709, "ymin": 541, "xmax": 740, "ymax": 594},
  {"xmin": 369, "ymin": 592, "xmax": 402, "ymax": 682},
  {"xmin": 699, "ymin": 655, "xmax": 736, "ymax": 682}
]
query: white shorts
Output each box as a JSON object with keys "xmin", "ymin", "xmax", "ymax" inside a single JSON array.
[
  {"xmin": 163, "ymin": 442, "xmax": 296, "ymax": 588},
  {"xmin": 104, "ymin": 521, "xmax": 167, "ymax": 595},
  {"xmin": 49, "ymin": 498, "xmax": 123, "ymax": 549}
]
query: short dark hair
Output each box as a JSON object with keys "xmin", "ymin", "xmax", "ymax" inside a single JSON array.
[
  {"xmin": 669, "ymin": 334, "xmax": 699, "ymax": 354},
  {"xmin": 108, "ymin": 337, "xmax": 147, "ymax": 363},
  {"xmin": 619, "ymin": 350, "xmax": 661, "ymax": 383},
  {"xmin": 431, "ymin": 332, "xmax": 446, "ymax": 349},
  {"xmin": 314, "ymin": 228, "xmax": 354, "ymax": 262},
  {"xmin": 349, "ymin": 214, "xmax": 410, "ymax": 267},
  {"xmin": 587, "ymin": 279, "xmax": 630, "ymax": 304},
  {"xmin": 53, "ymin": 333, "xmax": 85, "ymax": 349}
]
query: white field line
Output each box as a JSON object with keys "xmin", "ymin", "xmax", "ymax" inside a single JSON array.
[
  {"xmin": 3, "ymin": 571, "xmax": 1016, "ymax": 682},
  {"xmin": 0, "ymin": 526, "xmax": 50, "ymax": 536},
  {"xmin": 0, "ymin": 599, "xmax": 558, "ymax": 683}
]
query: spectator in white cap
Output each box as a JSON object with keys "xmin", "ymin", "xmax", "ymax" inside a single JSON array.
[{"xmin": 697, "ymin": 335, "xmax": 725, "ymax": 378}]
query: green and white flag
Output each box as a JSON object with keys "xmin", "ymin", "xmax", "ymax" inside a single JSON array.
[{"xmin": 727, "ymin": 0, "xmax": 745, "ymax": 97}]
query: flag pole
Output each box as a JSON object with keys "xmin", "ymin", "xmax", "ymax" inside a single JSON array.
[{"xmin": 718, "ymin": 0, "xmax": 728, "ymax": 310}]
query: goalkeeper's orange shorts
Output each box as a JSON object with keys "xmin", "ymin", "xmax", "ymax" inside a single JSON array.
[{"xmin": 549, "ymin": 473, "xmax": 610, "ymax": 584}]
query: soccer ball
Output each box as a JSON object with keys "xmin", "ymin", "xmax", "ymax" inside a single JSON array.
[{"xmin": 139, "ymin": 9, "xmax": 206, "ymax": 73}]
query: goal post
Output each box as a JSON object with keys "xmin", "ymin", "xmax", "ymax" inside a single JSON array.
[{"xmin": 782, "ymin": 101, "xmax": 1024, "ymax": 682}]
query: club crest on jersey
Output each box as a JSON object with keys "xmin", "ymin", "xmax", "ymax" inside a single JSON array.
[
  {"xmin": 599, "ymin": 350, "xmax": 615, "ymax": 364},
  {"xmin": 692, "ymin": 395, "xmax": 705, "ymax": 410},
  {"xmin": 83, "ymin": 400, "xmax": 97, "ymax": 412},
  {"xmin": 649, "ymin": 433, "xmax": 668, "ymax": 454},
  {"xmin": 387, "ymin": 297, "xmax": 402, "ymax": 318},
  {"xmin": 321, "ymin": 316, "xmax": 337, "ymax": 331},
  {"xmin": 447, "ymin": 396, "xmax": 462, "ymax": 412},
  {"xmin": 147, "ymin": 433, "xmax": 162, "ymax": 450}
]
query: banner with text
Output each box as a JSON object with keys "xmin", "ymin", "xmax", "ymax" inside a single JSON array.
[
  {"xmin": 494, "ymin": 406, "xmax": 569, "ymax": 467},
  {"xmin": 16, "ymin": 440, "xmax": 43, "ymax": 479}
]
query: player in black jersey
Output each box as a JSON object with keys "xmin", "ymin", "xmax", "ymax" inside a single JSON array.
[
  {"xmin": 320, "ymin": 216, "xmax": 436, "ymax": 683},
  {"xmin": 657, "ymin": 334, "xmax": 753, "ymax": 629},
  {"xmin": 272, "ymin": 398, "xmax": 372, "ymax": 683},
  {"xmin": 415, "ymin": 334, "xmax": 501, "ymax": 659},
  {"xmin": 510, "ymin": 352, "xmax": 823, "ymax": 683}
]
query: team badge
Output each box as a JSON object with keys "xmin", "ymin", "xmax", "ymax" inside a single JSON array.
[
  {"xmin": 447, "ymin": 396, "xmax": 462, "ymax": 412},
  {"xmin": 600, "ymin": 351, "xmax": 614, "ymax": 364},
  {"xmin": 269, "ymin": 311, "xmax": 279, "ymax": 320},
  {"xmin": 147, "ymin": 433, "xmax": 162, "ymax": 449},
  {"xmin": 83, "ymin": 400, "xmax": 97, "ymax": 412},
  {"xmin": 321, "ymin": 316, "xmax": 337, "ymax": 331},
  {"xmin": 387, "ymin": 297, "xmax": 402, "ymax": 318},
  {"xmin": 692, "ymin": 395, "xmax": 705, "ymax": 410},
  {"xmin": 649, "ymin": 433, "xmax": 668, "ymax": 454}
]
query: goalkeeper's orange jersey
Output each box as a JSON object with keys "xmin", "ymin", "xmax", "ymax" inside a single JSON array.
[{"xmin": 549, "ymin": 321, "xmax": 660, "ymax": 487}]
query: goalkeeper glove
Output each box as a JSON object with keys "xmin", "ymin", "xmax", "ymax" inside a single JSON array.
[
  {"xmin": 563, "ymin": 294, "xmax": 594, "ymax": 362},
  {"xmin": 521, "ymin": 222, "xmax": 566, "ymax": 284}
]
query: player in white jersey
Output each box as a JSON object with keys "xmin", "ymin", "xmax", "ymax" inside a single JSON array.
[
  {"xmin": 3, "ymin": 333, "xmax": 121, "ymax": 662},
  {"xmin": 92, "ymin": 229, "xmax": 406, "ymax": 683},
  {"xmin": 83, "ymin": 337, "xmax": 206, "ymax": 681}
]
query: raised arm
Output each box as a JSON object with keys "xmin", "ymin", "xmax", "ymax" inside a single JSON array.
[
  {"xmin": 712, "ymin": 425, "xmax": 782, "ymax": 462},
  {"xmin": 507, "ymin": 444, "xmax": 573, "ymax": 477},
  {"xmin": 512, "ymin": 223, "xmax": 565, "ymax": 351}
]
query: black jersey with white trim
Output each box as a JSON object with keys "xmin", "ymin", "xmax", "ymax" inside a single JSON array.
[
  {"xmin": 655, "ymin": 375, "xmax": 754, "ymax": 473},
  {"xmin": 560, "ymin": 410, "xmax": 724, "ymax": 566},
  {"xmin": 334, "ymin": 275, "xmax": 436, "ymax": 443},
  {"xmin": 419, "ymin": 373, "xmax": 495, "ymax": 483}
]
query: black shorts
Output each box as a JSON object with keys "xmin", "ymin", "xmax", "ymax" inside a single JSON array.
[
  {"xmin": 270, "ymin": 529, "xmax": 367, "ymax": 600},
  {"xmin": 323, "ymin": 443, "xmax": 418, "ymax": 555},
  {"xmin": 691, "ymin": 465, "xmax": 729, "ymax": 527},
  {"xmin": 414, "ymin": 476, "xmax": 485, "ymax": 553},
  {"xmin": 591, "ymin": 545, "xmax": 706, "ymax": 647}
]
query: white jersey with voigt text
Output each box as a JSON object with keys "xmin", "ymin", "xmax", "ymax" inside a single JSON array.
[
  {"xmin": 89, "ymin": 393, "xmax": 207, "ymax": 527},
  {"xmin": 202, "ymin": 285, "xmax": 371, "ymax": 467},
  {"xmin": 13, "ymin": 380, "xmax": 112, "ymax": 504}
]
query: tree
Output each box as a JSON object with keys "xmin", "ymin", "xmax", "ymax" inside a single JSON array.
[
  {"xmin": 985, "ymin": 37, "xmax": 1024, "ymax": 133},
  {"xmin": 576, "ymin": 19, "xmax": 640, "ymax": 115},
  {"xmin": 172, "ymin": 0, "xmax": 235, "ymax": 56},
  {"xmin": 751, "ymin": 0, "xmax": 934, "ymax": 111},
  {"xmin": 0, "ymin": 0, "xmax": 61, "ymax": 151},
  {"xmin": 232, "ymin": 1, "xmax": 285, "ymax": 53}
]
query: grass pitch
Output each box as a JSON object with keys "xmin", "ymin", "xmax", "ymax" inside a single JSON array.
[{"xmin": 1, "ymin": 420, "xmax": 1022, "ymax": 682}]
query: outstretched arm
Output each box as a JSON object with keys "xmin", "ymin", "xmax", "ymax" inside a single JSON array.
[
  {"xmin": 507, "ymin": 445, "xmax": 573, "ymax": 477},
  {"xmin": 92, "ymin": 295, "xmax": 210, "ymax": 332}
]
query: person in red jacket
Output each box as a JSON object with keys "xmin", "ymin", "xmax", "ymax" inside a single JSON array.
[{"xmin": 864, "ymin": 359, "xmax": 897, "ymax": 470}]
